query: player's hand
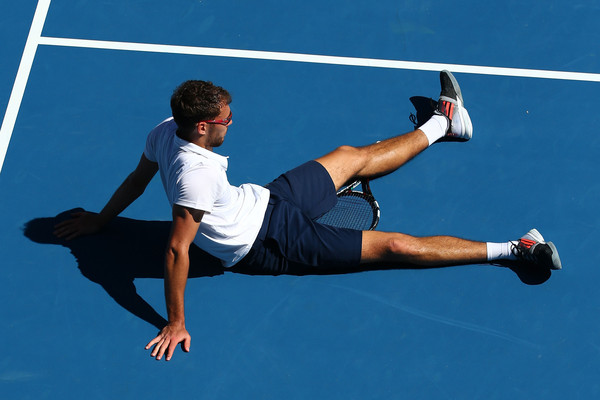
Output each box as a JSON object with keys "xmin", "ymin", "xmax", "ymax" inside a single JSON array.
[
  {"xmin": 145, "ymin": 322, "xmax": 191, "ymax": 361},
  {"xmin": 53, "ymin": 211, "xmax": 104, "ymax": 240}
]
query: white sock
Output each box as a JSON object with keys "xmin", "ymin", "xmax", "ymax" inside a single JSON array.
[
  {"xmin": 486, "ymin": 242, "xmax": 517, "ymax": 261},
  {"xmin": 418, "ymin": 114, "xmax": 449, "ymax": 146}
]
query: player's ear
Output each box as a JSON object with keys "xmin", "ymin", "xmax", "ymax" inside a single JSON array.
[{"xmin": 196, "ymin": 122, "xmax": 208, "ymax": 135}]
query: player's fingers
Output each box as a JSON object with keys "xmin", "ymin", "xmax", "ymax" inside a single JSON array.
[
  {"xmin": 166, "ymin": 341, "xmax": 179, "ymax": 361},
  {"xmin": 53, "ymin": 212, "xmax": 84, "ymax": 229},
  {"xmin": 147, "ymin": 335, "xmax": 165, "ymax": 355},
  {"xmin": 145, "ymin": 335, "xmax": 160, "ymax": 350},
  {"xmin": 53, "ymin": 221, "xmax": 74, "ymax": 235},
  {"xmin": 54, "ymin": 228, "xmax": 75, "ymax": 239},
  {"xmin": 64, "ymin": 231, "xmax": 82, "ymax": 241},
  {"xmin": 53, "ymin": 220, "xmax": 68, "ymax": 230},
  {"xmin": 182, "ymin": 335, "xmax": 191, "ymax": 353},
  {"xmin": 54, "ymin": 222, "xmax": 82, "ymax": 238},
  {"xmin": 150, "ymin": 338, "xmax": 166, "ymax": 358},
  {"xmin": 151, "ymin": 344, "xmax": 161, "ymax": 358},
  {"xmin": 53, "ymin": 227, "xmax": 66, "ymax": 237},
  {"xmin": 156, "ymin": 338, "xmax": 170, "ymax": 360}
]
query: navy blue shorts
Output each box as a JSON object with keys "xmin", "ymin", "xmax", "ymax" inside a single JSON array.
[{"xmin": 233, "ymin": 161, "xmax": 363, "ymax": 275}]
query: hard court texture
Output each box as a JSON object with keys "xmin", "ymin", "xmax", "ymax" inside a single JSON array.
[{"xmin": 1, "ymin": 1, "xmax": 599, "ymax": 399}]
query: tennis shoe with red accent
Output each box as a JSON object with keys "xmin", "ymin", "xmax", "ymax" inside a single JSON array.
[
  {"xmin": 511, "ymin": 228, "xmax": 562, "ymax": 270},
  {"xmin": 435, "ymin": 70, "xmax": 473, "ymax": 142}
]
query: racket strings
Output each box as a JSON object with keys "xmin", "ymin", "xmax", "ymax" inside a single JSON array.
[{"xmin": 316, "ymin": 191, "xmax": 378, "ymax": 230}]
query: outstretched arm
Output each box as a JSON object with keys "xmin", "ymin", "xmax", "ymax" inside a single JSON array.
[
  {"xmin": 145, "ymin": 204, "xmax": 204, "ymax": 361},
  {"xmin": 54, "ymin": 154, "xmax": 158, "ymax": 240}
]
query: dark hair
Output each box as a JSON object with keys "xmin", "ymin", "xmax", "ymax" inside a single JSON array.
[{"xmin": 170, "ymin": 80, "xmax": 232, "ymax": 135}]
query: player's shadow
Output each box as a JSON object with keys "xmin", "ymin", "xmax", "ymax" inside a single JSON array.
[
  {"xmin": 23, "ymin": 208, "xmax": 550, "ymax": 329},
  {"xmin": 23, "ymin": 208, "xmax": 227, "ymax": 330}
]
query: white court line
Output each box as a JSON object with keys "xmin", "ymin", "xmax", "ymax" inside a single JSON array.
[
  {"xmin": 2, "ymin": 3, "xmax": 600, "ymax": 174},
  {"xmin": 0, "ymin": 0, "xmax": 51, "ymax": 174},
  {"xmin": 38, "ymin": 36, "xmax": 600, "ymax": 82}
]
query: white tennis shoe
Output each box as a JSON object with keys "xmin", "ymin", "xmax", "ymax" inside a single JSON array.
[
  {"xmin": 435, "ymin": 70, "xmax": 473, "ymax": 141},
  {"xmin": 512, "ymin": 228, "xmax": 563, "ymax": 270}
]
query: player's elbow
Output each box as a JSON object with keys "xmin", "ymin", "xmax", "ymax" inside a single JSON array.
[
  {"xmin": 126, "ymin": 173, "xmax": 150, "ymax": 194},
  {"xmin": 166, "ymin": 241, "xmax": 191, "ymax": 260}
]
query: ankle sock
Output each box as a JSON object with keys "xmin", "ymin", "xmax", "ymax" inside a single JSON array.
[
  {"xmin": 486, "ymin": 242, "xmax": 517, "ymax": 261},
  {"xmin": 419, "ymin": 114, "xmax": 448, "ymax": 145}
]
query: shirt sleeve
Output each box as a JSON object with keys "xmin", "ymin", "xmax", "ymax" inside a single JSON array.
[{"xmin": 174, "ymin": 164, "xmax": 222, "ymax": 212}]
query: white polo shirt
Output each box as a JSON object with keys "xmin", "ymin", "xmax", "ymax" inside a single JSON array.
[{"xmin": 144, "ymin": 118, "xmax": 270, "ymax": 267}]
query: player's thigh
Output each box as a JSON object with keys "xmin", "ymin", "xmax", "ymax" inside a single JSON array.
[{"xmin": 266, "ymin": 161, "xmax": 338, "ymax": 219}]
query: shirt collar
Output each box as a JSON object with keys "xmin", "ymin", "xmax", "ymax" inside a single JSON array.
[{"xmin": 174, "ymin": 135, "xmax": 229, "ymax": 170}]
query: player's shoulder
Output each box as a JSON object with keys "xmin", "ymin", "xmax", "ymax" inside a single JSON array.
[
  {"xmin": 146, "ymin": 117, "xmax": 176, "ymax": 151},
  {"xmin": 149, "ymin": 117, "xmax": 176, "ymax": 137}
]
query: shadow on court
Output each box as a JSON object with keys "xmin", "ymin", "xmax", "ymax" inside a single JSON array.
[
  {"xmin": 23, "ymin": 209, "xmax": 226, "ymax": 329},
  {"xmin": 23, "ymin": 209, "xmax": 551, "ymax": 329}
]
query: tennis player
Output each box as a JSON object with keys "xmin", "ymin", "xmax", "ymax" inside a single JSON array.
[{"xmin": 54, "ymin": 71, "xmax": 562, "ymax": 361}]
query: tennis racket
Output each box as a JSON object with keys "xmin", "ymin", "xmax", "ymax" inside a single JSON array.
[{"xmin": 316, "ymin": 179, "xmax": 380, "ymax": 230}]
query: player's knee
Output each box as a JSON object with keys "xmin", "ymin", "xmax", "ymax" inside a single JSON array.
[
  {"xmin": 386, "ymin": 236, "xmax": 419, "ymax": 258},
  {"xmin": 333, "ymin": 145, "xmax": 359, "ymax": 157},
  {"xmin": 333, "ymin": 145, "xmax": 369, "ymax": 167},
  {"xmin": 362, "ymin": 232, "xmax": 420, "ymax": 263},
  {"xmin": 320, "ymin": 145, "xmax": 370, "ymax": 188}
]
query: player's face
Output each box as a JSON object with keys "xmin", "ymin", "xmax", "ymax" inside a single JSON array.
[{"xmin": 206, "ymin": 104, "xmax": 232, "ymax": 148}]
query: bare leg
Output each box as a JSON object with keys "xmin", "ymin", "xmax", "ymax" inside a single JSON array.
[
  {"xmin": 361, "ymin": 231, "xmax": 488, "ymax": 266},
  {"xmin": 315, "ymin": 129, "xmax": 429, "ymax": 190},
  {"xmin": 313, "ymin": 127, "xmax": 486, "ymax": 267}
]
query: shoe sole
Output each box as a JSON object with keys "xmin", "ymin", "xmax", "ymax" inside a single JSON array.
[
  {"xmin": 439, "ymin": 103, "xmax": 472, "ymax": 142},
  {"xmin": 547, "ymin": 241, "xmax": 562, "ymax": 270},
  {"xmin": 524, "ymin": 229, "xmax": 562, "ymax": 270},
  {"xmin": 456, "ymin": 106, "xmax": 472, "ymax": 140}
]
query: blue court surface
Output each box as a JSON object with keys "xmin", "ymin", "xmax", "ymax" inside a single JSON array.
[{"xmin": 1, "ymin": 1, "xmax": 599, "ymax": 399}]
